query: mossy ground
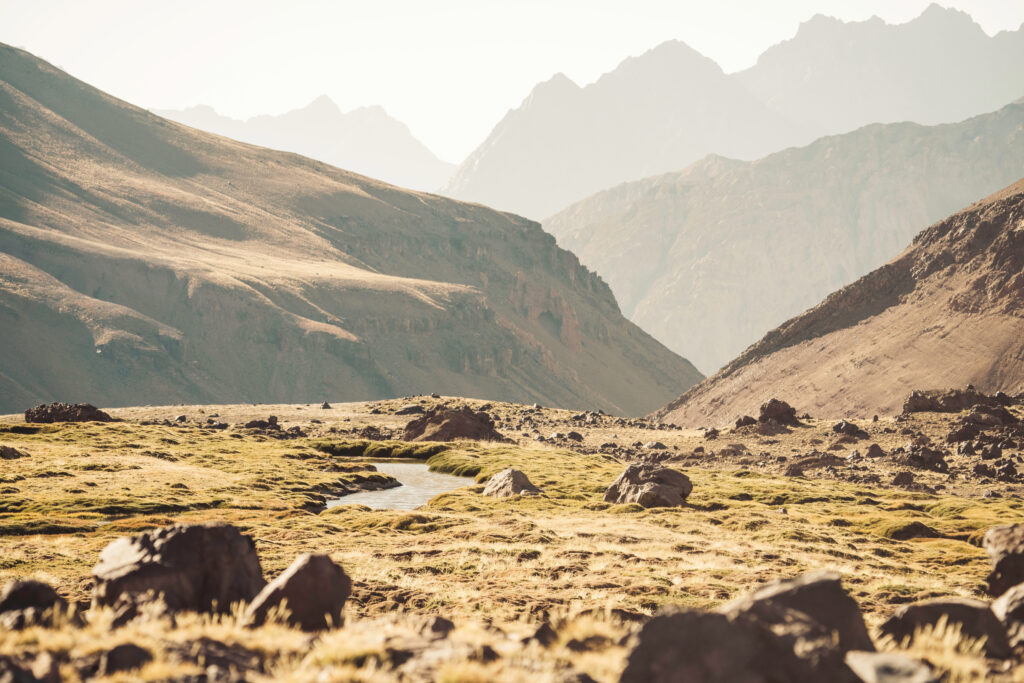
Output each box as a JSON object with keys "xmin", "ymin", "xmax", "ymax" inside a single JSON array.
[{"xmin": 1, "ymin": 398, "xmax": 1023, "ymax": 680}]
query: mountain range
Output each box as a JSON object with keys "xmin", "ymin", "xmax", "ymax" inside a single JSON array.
[
  {"xmin": 442, "ymin": 4, "xmax": 1024, "ymax": 220},
  {"xmin": 656, "ymin": 175, "xmax": 1024, "ymax": 425},
  {"xmin": 0, "ymin": 42, "xmax": 701, "ymax": 415},
  {"xmin": 156, "ymin": 97, "xmax": 454, "ymax": 192},
  {"xmin": 545, "ymin": 100, "xmax": 1024, "ymax": 374}
]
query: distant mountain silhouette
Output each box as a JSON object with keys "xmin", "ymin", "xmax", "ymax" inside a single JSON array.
[
  {"xmin": 656, "ymin": 175, "xmax": 1024, "ymax": 425},
  {"xmin": 440, "ymin": 41, "xmax": 811, "ymax": 219},
  {"xmin": 157, "ymin": 96, "xmax": 454, "ymax": 192},
  {"xmin": 736, "ymin": 4, "xmax": 1024, "ymax": 136},
  {"xmin": 443, "ymin": 4, "xmax": 1024, "ymax": 220},
  {"xmin": 545, "ymin": 101, "xmax": 1024, "ymax": 374},
  {"xmin": 0, "ymin": 43, "xmax": 701, "ymax": 414}
]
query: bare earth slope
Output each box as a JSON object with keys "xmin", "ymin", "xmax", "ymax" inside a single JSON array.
[
  {"xmin": 545, "ymin": 101, "xmax": 1024, "ymax": 373},
  {"xmin": 656, "ymin": 178, "xmax": 1024, "ymax": 426},
  {"xmin": 0, "ymin": 43, "xmax": 702, "ymax": 415}
]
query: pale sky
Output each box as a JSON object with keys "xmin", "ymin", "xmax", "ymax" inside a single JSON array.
[{"xmin": 2, "ymin": 1, "xmax": 1022, "ymax": 162}]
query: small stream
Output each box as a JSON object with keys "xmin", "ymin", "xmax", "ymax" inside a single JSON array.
[{"xmin": 325, "ymin": 461, "xmax": 471, "ymax": 510}]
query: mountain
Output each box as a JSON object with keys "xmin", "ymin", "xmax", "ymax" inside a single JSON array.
[
  {"xmin": 655, "ymin": 176, "xmax": 1024, "ymax": 426},
  {"xmin": 443, "ymin": 4, "xmax": 1024, "ymax": 220},
  {"xmin": 736, "ymin": 4, "xmax": 1024, "ymax": 137},
  {"xmin": 439, "ymin": 41, "xmax": 811, "ymax": 219},
  {"xmin": 545, "ymin": 101, "xmax": 1024, "ymax": 374},
  {"xmin": 156, "ymin": 97, "xmax": 454, "ymax": 192},
  {"xmin": 0, "ymin": 43, "xmax": 702, "ymax": 415}
]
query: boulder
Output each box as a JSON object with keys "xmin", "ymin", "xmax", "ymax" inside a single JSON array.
[
  {"xmin": 395, "ymin": 404, "xmax": 425, "ymax": 415},
  {"xmin": 992, "ymin": 583, "xmax": 1024, "ymax": 651},
  {"xmin": 844, "ymin": 652, "xmax": 935, "ymax": 683},
  {"xmin": 0, "ymin": 446, "xmax": 27, "ymax": 460},
  {"xmin": 24, "ymin": 402, "xmax": 112, "ymax": 423},
  {"xmin": 643, "ymin": 441, "xmax": 667, "ymax": 450},
  {"xmin": 735, "ymin": 415, "xmax": 757, "ymax": 428},
  {"xmin": 92, "ymin": 523, "xmax": 265, "ymax": 614},
  {"xmin": 620, "ymin": 603, "xmax": 858, "ymax": 683},
  {"xmin": 483, "ymin": 468, "xmax": 542, "ymax": 498},
  {"xmin": 865, "ymin": 443, "xmax": 886, "ymax": 458},
  {"xmin": 246, "ymin": 554, "xmax": 351, "ymax": 631},
  {"xmin": 403, "ymin": 407, "xmax": 507, "ymax": 442},
  {"xmin": 566, "ymin": 431, "xmax": 584, "ymax": 442},
  {"xmin": 984, "ymin": 524, "xmax": 1024, "ymax": 596},
  {"xmin": 878, "ymin": 598, "xmax": 1011, "ymax": 659},
  {"xmin": 722, "ymin": 571, "xmax": 874, "ymax": 653},
  {"xmin": 0, "ymin": 580, "xmax": 67, "ymax": 630},
  {"xmin": 759, "ymin": 399, "xmax": 800, "ymax": 426},
  {"xmin": 833, "ymin": 420, "xmax": 868, "ymax": 438},
  {"xmin": 603, "ymin": 465, "xmax": 692, "ymax": 508},
  {"xmin": 320, "ymin": 401, "xmax": 331, "ymax": 409},
  {"xmin": 99, "ymin": 644, "xmax": 152, "ymax": 675}
]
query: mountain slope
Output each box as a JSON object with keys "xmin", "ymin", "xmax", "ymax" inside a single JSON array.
[
  {"xmin": 0, "ymin": 43, "xmax": 702, "ymax": 415},
  {"xmin": 736, "ymin": 4, "xmax": 1024, "ymax": 137},
  {"xmin": 156, "ymin": 97, "xmax": 455, "ymax": 192},
  {"xmin": 544, "ymin": 101, "xmax": 1024, "ymax": 374},
  {"xmin": 444, "ymin": 5, "xmax": 1024, "ymax": 221},
  {"xmin": 655, "ymin": 177, "xmax": 1024, "ymax": 426},
  {"xmin": 439, "ymin": 41, "xmax": 810, "ymax": 219}
]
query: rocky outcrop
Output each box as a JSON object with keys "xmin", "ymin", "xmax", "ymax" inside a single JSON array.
[
  {"xmin": 245, "ymin": 554, "xmax": 351, "ymax": 631},
  {"xmin": 24, "ymin": 402, "xmax": 112, "ymax": 423},
  {"xmin": 92, "ymin": 523, "xmax": 265, "ymax": 614},
  {"xmin": 759, "ymin": 399, "xmax": 800, "ymax": 426},
  {"xmin": 404, "ymin": 408, "xmax": 508, "ymax": 442},
  {"xmin": 902, "ymin": 387, "xmax": 1012, "ymax": 415},
  {"xmin": 482, "ymin": 469, "xmax": 541, "ymax": 498},
  {"xmin": 603, "ymin": 465, "xmax": 692, "ymax": 508}
]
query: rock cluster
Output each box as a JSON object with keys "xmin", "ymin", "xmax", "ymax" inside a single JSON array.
[
  {"xmin": 23, "ymin": 402, "xmax": 112, "ymax": 423},
  {"xmin": 903, "ymin": 386, "xmax": 1012, "ymax": 415}
]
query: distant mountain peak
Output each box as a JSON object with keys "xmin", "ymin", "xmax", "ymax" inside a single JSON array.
[{"xmin": 303, "ymin": 94, "xmax": 342, "ymax": 116}]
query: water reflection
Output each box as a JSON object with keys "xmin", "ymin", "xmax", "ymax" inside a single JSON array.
[{"xmin": 325, "ymin": 461, "xmax": 470, "ymax": 510}]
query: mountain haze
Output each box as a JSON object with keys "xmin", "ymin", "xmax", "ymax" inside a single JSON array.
[
  {"xmin": 443, "ymin": 4, "xmax": 1024, "ymax": 220},
  {"xmin": 0, "ymin": 43, "xmax": 701, "ymax": 415},
  {"xmin": 157, "ymin": 97, "xmax": 455, "ymax": 192},
  {"xmin": 545, "ymin": 101, "xmax": 1024, "ymax": 374},
  {"xmin": 656, "ymin": 176, "xmax": 1024, "ymax": 426}
]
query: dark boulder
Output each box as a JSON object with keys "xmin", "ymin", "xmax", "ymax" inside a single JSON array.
[
  {"xmin": 722, "ymin": 571, "xmax": 874, "ymax": 653},
  {"xmin": 24, "ymin": 402, "xmax": 112, "ymax": 423},
  {"xmin": 759, "ymin": 399, "xmax": 800, "ymax": 426},
  {"xmin": 603, "ymin": 465, "xmax": 692, "ymax": 508},
  {"xmin": 992, "ymin": 583, "xmax": 1024, "ymax": 651},
  {"xmin": 984, "ymin": 524, "xmax": 1024, "ymax": 597},
  {"xmin": 403, "ymin": 407, "xmax": 507, "ymax": 442},
  {"xmin": 99, "ymin": 644, "xmax": 152, "ymax": 675},
  {"xmin": 0, "ymin": 580, "xmax": 67, "ymax": 630},
  {"xmin": 735, "ymin": 415, "xmax": 757, "ymax": 428},
  {"xmin": 92, "ymin": 523, "xmax": 265, "ymax": 614},
  {"xmin": 0, "ymin": 446, "xmax": 27, "ymax": 460},
  {"xmin": 246, "ymin": 554, "xmax": 351, "ymax": 631},
  {"xmin": 395, "ymin": 404, "xmax": 426, "ymax": 415},
  {"xmin": 833, "ymin": 420, "xmax": 868, "ymax": 438},
  {"xmin": 865, "ymin": 443, "xmax": 886, "ymax": 458},
  {"xmin": 878, "ymin": 598, "xmax": 1011, "ymax": 659},
  {"xmin": 483, "ymin": 469, "xmax": 542, "ymax": 498}
]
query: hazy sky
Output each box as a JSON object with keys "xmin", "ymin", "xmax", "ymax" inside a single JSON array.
[{"xmin": 2, "ymin": 1, "xmax": 1022, "ymax": 162}]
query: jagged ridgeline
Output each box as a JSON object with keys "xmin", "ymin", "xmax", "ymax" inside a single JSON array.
[{"xmin": 0, "ymin": 43, "xmax": 701, "ymax": 415}]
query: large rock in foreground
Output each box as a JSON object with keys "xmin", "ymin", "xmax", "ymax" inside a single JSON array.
[
  {"xmin": 245, "ymin": 554, "xmax": 351, "ymax": 631},
  {"xmin": 482, "ymin": 468, "xmax": 541, "ymax": 498},
  {"xmin": 722, "ymin": 571, "xmax": 874, "ymax": 653},
  {"xmin": 603, "ymin": 465, "xmax": 692, "ymax": 508},
  {"xmin": 92, "ymin": 523, "xmax": 265, "ymax": 613},
  {"xmin": 24, "ymin": 402, "xmax": 113, "ymax": 423},
  {"xmin": 404, "ymin": 408, "xmax": 508, "ymax": 442}
]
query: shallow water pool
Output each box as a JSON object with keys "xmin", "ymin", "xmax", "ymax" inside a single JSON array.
[{"xmin": 325, "ymin": 461, "xmax": 471, "ymax": 510}]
